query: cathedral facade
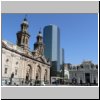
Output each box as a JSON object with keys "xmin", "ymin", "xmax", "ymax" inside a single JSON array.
[{"xmin": 2, "ymin": 18, "xmax": 51, "ymax": 86}]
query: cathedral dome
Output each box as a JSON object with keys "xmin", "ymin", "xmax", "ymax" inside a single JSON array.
[
  {"xmin": 37, "ymin": 31, "xmax": 43, "ymax": 37},
  {"xmin": 21, "ymin": 18, "xmax": 28, "ymax": 26}
]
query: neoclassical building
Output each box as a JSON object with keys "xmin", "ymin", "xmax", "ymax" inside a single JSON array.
[
  {"xmin": 2, "ymin": 18, "xmax": 51, "ymax": 86},
  {"xmin": 64, "ymin": 61, "xmax": 98, "ymax": 85}
]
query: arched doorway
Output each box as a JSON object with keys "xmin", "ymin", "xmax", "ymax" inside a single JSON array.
[
  {"xmin": 44, "ymin": 69, "xmax": 47, "ymax": 82},
  {"xmin": 80, "ymin": 80, "xmax": 83, "ymax": 85},
  {"xmin": 25, "ymin": 65, "xmax": 32, "ymax": 84},
  {"xmin": 93, "ymin": 77, "xmax": 96, "ymax": 84},
  {"xmin": 85, "ymin": 73, "xmax": 90, "ymax": 84},
  {"xmin": 72, "ymin": 78, "xmax": 77, "ymax": 84},
  {"xmin": 35, "ymin": 66, "xmax": 41, "ymax": 85},
  {"xmin": 94, "ymin": 80, "xmax": 96, "ymax": 84}
]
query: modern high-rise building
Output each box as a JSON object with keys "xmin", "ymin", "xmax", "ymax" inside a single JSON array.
[
  {"xmin": 43, "ymin": 25, "xmax": 60, "ymax": 76},
  {"xmin": 60, "ymin": 48, "xmax": 64, "ymax": 68},
  {"xmin": 60, "ymin": 48, "xmax": 65, "ymax": 77}
]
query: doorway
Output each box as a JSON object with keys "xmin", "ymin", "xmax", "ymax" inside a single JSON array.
[{"xmin": 85, "ymin": 73, "xmax": 90, "ymax": 84}]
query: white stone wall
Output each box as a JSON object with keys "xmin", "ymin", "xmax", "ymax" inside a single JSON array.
[
  {"xmin": 64, "ymin": 70, "xmax": 69, "ymax": 79},
  {"xmin": 64, "ymin": 64, "xmax": 70, "ymax": 79},
  {"xmin": 2, "ymin": 47, "xmax": 50, "ymax": 85},
  {"xmin": 68, "ymin": 62, "xmax": 98, "ymax": 84}
]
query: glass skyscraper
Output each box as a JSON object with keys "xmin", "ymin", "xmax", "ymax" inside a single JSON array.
[
  {"xmin": 43, "ymin": 25, "xmax": 60, "ymax": 76},
  {"xmin": 60, "ymin": 48, "xmax": 65, "ymax": 78},
  {"xmin": 60, "ymin": 48, "xmax": 64, "ymax": 68}
]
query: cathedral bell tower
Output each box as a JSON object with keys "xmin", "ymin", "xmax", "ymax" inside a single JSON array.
[
  {"xmin": 33, "ymin": 31, "xmax": 45, "ymax": 56},
  {"xmin": 16, "ymin": 17, "xmax": 30, "ymax": 50}
]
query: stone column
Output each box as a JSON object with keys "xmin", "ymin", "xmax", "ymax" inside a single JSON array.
[
  {"xmin": 91, "ymin": 73, "xmax": 94, "ymax": 83},
  {"xmin": 47, "ymin": 67, "xmax": 50, "ymax": 84},
  {"xmin": 41, "ymin": 66, "xmax": 45, "ymax": 85},
  {"xmin": 96, "ymin": 74, "xmax": 98, "ymax": 84},
  {"xmin": 82, "ymin": 73, "xmax": 85, "ymax": 83},
  {"xmin": 77, "ymin": 73, "xmax": 80, "ymax": 84}
]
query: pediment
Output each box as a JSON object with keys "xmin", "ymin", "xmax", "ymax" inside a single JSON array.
[{"xmin": 36, "ymin": 56, "xmax": 47, "ymax": 63}]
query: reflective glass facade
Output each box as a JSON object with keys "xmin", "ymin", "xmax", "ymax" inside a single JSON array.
[
  {"xmin": 60, "ymin": 48, "xmax": 64, "ymax": 69},
  {"xmin": 43, "ymin": 25, "xmax": 60, "ymax": 74}
]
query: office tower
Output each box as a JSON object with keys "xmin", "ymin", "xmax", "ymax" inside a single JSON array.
[
  {"xmin": 60, "ymin": 48, "xmax": 65, "ymax": 77},
  {"xmin": 60, "ymin": 48, "xmax": 64, "ymax": 68},
  {"xmin": 43, "ymin": 25, "xmax": 60, "ymax": 76}
]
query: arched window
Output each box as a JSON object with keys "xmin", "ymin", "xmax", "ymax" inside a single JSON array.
[
  {"xmin": 94, "ymin": 80, "xmax": 96, "ymax": 84},
  {"xmin": 81, "ymin": 65, "xmax": 83, "ymax": 68},
  {"xmin": 26, "ymin": 38, "xmax": 28, "ymax": 44},
  {"xmin": 25, "ymin": 65, "xmax": 32, "ymax": 83},
  {"xmin": 80, "ymin": 80, "xmax": 83, "ymax": 84},
  {"xmin": 4, "ymin": 68, "xmax": 7, "ymax": 74},
  {"xmin": 36, "ymin": 66, "xmax": 41, "ymax": 81},
  {"xmin": 96, "ymin": 65, "xmax": 98, "ymax": 69},
  {"xmin": 16, "ymin": 62, "xmax": 18, "ymax": 65},
  {"xmin": 6, "ymin": 59, "xmax": 9, "ymax": 62},
  {"xmin": 91, "ymin": 64, "xmax": 94, "ymax": 69}
]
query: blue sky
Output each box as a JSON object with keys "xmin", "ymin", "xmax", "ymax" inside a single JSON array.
[{"xmin": 2, "ymin": 14, "xmax": 98, "ymax": 64}]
